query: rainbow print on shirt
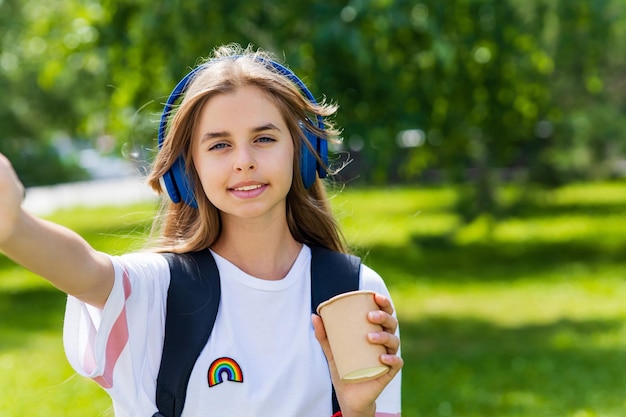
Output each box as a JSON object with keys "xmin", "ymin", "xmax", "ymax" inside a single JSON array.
[{"xmin": 207, "ymin": 357, "xmax": 244, "ymax": 387}]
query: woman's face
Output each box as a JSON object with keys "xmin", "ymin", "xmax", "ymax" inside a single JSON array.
[{"xmin": 191, "ymin": 85, "xmax": 295, "ymax": 226}]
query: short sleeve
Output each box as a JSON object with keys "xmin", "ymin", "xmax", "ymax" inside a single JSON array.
[{"xmin": 62, "ymin": 251, "xmax": 170, "ymax": 417}]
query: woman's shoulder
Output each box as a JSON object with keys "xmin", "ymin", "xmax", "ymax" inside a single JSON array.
[
  {"xmin": 108, "ymin": 251, "xmax": 170, "ymax": 281},
  {"xmin": 359, "ymin": 262, "xmax": 391, "ymax": 295}
]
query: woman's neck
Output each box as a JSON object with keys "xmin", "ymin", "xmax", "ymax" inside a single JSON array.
[{"xmin": 211, "ymin": 215, "xmax": 303, "ymax": 280}]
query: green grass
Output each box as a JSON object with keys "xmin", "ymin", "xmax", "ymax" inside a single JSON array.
[{"xmin": 2, "ymin": 182, "xmax": 626, "ymax": 416}]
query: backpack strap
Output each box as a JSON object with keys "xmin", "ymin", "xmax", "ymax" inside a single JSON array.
[
  {"xmin": 153, "ymin": 250, "xmax": 221, "ymax": 417},
  {"xmin": 310, "ymin": 246, "xmax": 362, "ymax": 415},
  {"xmin": 310, "ymin": 246, "xmax": 361, "ymax": 315}
]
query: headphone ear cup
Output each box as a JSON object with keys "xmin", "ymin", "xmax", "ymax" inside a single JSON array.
[
  {"xmin": 317, "ymin": 131, "xmax": 328, "ymax": 181},
  {"xmin": 164, "ymin": 156, "xmax": 198, "ymax": 208},
  {"xmin": 157, "ymin": 64, "xmax": 206, "ymax": 208},
  {"xmin": 300, "ymin": 129, "xmax": 319, "ymax": 189},
  {"xmin": 299, "ymin": 117, "xmax": 328, "ymax": 189},
  {"xmin": 162, "ymin": 167, "xmax": 181, "ymax": 204}
]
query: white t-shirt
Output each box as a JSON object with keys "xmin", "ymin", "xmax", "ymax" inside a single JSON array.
[{"xmin": 63, "ymin": 245, "xmax": 402, "ymax": 417}]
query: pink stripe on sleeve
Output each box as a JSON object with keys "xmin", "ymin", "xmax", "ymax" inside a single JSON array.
[
  {"xmin": 376, "ymin": 413, "xmax": 401, "ymax": 417},
  {"xmin": 93, "ymin": 269, "xmax": 132, "ymax": 388},
  {"xmin": 81, "ymin": 321, "xmax": 98, "ymax": 374}
]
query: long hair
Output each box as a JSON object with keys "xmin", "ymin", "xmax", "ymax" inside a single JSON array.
[{"xmin": 146, "ymin": 44, "xmax": 348, "ymax": 254}]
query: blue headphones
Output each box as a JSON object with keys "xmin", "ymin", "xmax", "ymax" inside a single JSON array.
[{"xmin": 157, "ymin": 58, "xmax": 328, "ymax": 208}]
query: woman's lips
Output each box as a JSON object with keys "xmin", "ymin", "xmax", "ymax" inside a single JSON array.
[{"xmin": 229, "ymin": 183, "xmax": 268, "ymax": 198}]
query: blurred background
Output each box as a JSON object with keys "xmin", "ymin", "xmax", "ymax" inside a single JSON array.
[
  {"xmin": 2, "ymin": 0, "xmax": 626, "ymax": 210},
  {"xmin": 2, "ymin": 1, "xmax": 626, "ymax": 416}
]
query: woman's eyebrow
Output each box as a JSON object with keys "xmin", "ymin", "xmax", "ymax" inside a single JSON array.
[
  {"xmin": 251, "ymin": 123, "xmax": 281, "ymax": 133},
  {"xmin": 200, "ymin": 131, "xmax": 229, "ymax": 142}
]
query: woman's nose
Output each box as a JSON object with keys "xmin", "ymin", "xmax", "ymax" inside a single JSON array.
[{"xmin": 233, "ymin": 146, "xmax": 256, "ymax": 172}]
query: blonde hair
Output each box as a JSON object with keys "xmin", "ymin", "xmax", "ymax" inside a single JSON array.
[{"xmin": 146, "ymin": 44, "xmax": 348, "ymax": 254}]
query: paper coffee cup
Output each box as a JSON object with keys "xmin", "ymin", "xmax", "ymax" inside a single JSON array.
[{"xmin": 317, "ymin": 290, "xmax": 390, "ymax": 383}]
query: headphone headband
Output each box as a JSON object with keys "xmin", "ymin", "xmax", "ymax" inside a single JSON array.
[{"xmin": 158, "ymin": 56, "xmax": 327, "ymax": 208}]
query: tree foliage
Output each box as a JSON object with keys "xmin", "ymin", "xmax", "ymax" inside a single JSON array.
[{"xmin": 1, "ymin": 0, "xmax": 625, "ymax": 207}]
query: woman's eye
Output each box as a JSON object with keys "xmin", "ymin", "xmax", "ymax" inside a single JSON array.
[
  {"xmin": 209, "ymin": 142, "xmax": 228, "ymax": 151},
  {"xmin": 256, "ymin": 136, "xmax": 276, "ymax": 143}
]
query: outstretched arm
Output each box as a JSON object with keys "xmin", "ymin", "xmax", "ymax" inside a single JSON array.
[{"xmin": 0, "ymin": 153, "xmax": 113, "ymax": 308}]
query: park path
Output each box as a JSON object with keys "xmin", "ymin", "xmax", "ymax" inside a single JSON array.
[{"xmin": 22, "ymin": 176, "xmax": 158, "ymax": 216}]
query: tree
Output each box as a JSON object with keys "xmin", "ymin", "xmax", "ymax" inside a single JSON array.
[
  {"xmin": 0, "ymin": 0, "xmax": 107, "ymax": 184},
  {"xmin": 2, "ymin": 0, "xmax": 625, "ymax": 198}
]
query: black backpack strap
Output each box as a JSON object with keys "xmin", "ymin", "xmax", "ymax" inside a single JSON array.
[
  {"xmin": 310, "ymin": 246, "xmax": 361, "ymax": 314},
  {"xmin": 310, "ymin": 246, "xmax": 362, "ymax": 415},
  {"xmin": 154, "ymin": 250, "xmax": 221, "ymax": 417}
]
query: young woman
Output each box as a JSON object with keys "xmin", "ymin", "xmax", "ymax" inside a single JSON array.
[{"xmin": 0, "ymin": 44, "xmax": 402, "ymax": 417}]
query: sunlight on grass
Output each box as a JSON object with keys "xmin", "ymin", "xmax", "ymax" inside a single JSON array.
[
  {"xmin": 493, "ymin": 215, "xmax": 625, "ymax": 246},
  {"xmin": 332, "ymin": 187, "xmax": 459, "ymax": 247},
  {"xmin": 0, "ymin": 265, "xmax": 47, "ymax": 292},
  {"xmin": 394, "ymin": 272, "xmax": 626, "ymax": 327},
  {"xmin": 550, "ymin": 182, "xmax": 626, "ymax": 206}
]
